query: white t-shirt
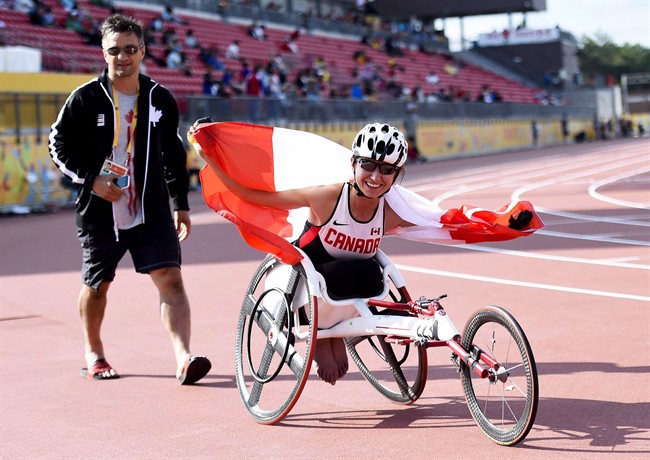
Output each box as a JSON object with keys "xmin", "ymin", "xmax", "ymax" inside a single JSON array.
[{"xmin": 112, "ymin": 90, "xmax": 143, "ymax": 229}]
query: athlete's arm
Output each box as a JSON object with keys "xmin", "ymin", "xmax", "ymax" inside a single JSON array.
[{"xmin": 384, "ymin": 203, "xmax": 416, "ymax": 230}]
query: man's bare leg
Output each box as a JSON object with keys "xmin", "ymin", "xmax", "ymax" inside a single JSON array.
[
  {"xmin": 79, "ymin": 282, "xmax": 117, "ymax": 378},
  {"xmin": 150, "ymin": 267, "xmax": 192, "ymax": 378}
]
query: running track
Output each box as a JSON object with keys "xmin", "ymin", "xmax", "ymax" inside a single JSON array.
[{"xmin": 1, "ymin": 138, "xmax": 648, "ymax": 459}]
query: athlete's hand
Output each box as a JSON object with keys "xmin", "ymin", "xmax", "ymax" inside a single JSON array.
[
  {"xmin": 508, "ymin": 210, "xmax": 533, "ymax": 230},
  {"xmin": 93, "ymin": 174, "xmax": 124, "ymax": 202},
  {"xmin": 188, "ymin": 116, "xmax": 213, "ymax": 138},
  {"xmin": 175, "ymin": 210, "xmax": 191, "ymax": 242}
]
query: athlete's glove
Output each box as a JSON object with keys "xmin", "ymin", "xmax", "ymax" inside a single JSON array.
[
  {"xmin": 194, "ymin": 116, "xmax": 214, "ymax": 125},
  {"xmin": 508, "ymin": 210, "xmax": 533, "ymax": 230}
]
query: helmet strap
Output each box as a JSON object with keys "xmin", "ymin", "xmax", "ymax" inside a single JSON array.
[{"xmin": 352, "ymin": 174, "xmax": 366, "ymax": 197}]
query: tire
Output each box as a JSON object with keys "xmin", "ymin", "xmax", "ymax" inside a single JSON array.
[
  {"xmin": 234, "ymin": 255, "xmax": 318, "ymax": 424},
  {"xmin": 460, "ymin": 306, "xmax": 538, "ymax": 446},
  {"xmin": 345, "ymin": 289, "xmax": 428, "ymax": 404}
]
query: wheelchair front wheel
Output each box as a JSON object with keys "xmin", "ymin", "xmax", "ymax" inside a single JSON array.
[
  {"xmin": 460, "ymin": 305, "xmax": 538, "ymax": 446},
  {"xmin": 235, "ymin": 255, "xmax": 318, "ymax": 424}
]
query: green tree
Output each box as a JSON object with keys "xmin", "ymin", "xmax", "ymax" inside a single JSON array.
[{"xmin": 577, "ymin": 32, "xmax": 650, "ymax": 83}]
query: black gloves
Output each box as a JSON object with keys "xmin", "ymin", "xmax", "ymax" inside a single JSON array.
[
  {"xmin": 195, "ymin": 116, "xmax": 214, "ymax": 124},
  {"xmin": 508, "ymin": 210, "xmax": 533, "ymax": 230}
]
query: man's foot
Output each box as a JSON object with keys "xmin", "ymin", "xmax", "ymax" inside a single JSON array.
[
  {"xmin": 313, "ymin": 338, "xmax": 348, "ymax": 385},
  {"xmin": 178, "ymin": 355, "xmax": 212, "ymax": 385},
  {"xmin": 80, "ymin": 358, "xmax": 119, "ymax": 380}
]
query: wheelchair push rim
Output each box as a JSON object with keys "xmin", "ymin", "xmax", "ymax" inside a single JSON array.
[{"xmin": 235, "ymin": 255, "xmax": 318, "ymax": 424}]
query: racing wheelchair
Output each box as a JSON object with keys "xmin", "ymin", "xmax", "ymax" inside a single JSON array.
[{"xmin": 234, "ymin": 249, "xmax": 538, "ymax": 446}]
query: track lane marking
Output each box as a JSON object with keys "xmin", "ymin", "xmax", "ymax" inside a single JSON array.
[
  {"xmin": 395, "ymin": 264, "xmax": 650, "ymax": 302},
  {"xmin": 588, "ymin": 167, "xmax": 650, "ymax": 210},
  {"xmin": 414, "ymin": 242, "xmax": 650, "ymax": 270}
]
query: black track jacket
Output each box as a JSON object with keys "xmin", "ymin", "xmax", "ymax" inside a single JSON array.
[{"xmin": 49, "ymin": 69, "xmax": 189, "ymax": 231}]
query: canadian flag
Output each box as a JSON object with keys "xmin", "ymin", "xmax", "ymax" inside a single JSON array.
[{"xmin": 189, "ymin": 122, "xmax": 544, "ymax": 265}]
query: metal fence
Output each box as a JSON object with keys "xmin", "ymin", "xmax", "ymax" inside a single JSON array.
[
  {"xmin": 185, "ymin": 95, "xmax": 597, "ymax": 125},
  {"xmin": 1, "ymin": 91, "xmax": 596, "ymax": 137}
]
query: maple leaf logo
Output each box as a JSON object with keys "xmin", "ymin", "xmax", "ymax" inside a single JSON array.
[{"xmin": 149, "ymin": 106, "xmax": 163, "ymax": 126}]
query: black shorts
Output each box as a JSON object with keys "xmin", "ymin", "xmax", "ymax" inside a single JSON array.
[
  {"xmin": 77, "ymin": 220, "xmax": 181, "ymax": 291},
  {"xmin": 316, "ymin": 258, "xmax": 384, "ymax": 301}
]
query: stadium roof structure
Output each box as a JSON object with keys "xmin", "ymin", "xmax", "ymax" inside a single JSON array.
[{"xmin": 346, "ymin": 0, "xmax": 547, "ymax": 21}]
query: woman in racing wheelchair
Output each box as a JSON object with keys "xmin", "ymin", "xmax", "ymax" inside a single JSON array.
[{"xmin": 190, "ymin": 122, "xmax": 537, "ymax": 385}]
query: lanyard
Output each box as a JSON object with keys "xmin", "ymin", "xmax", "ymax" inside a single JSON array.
[{"xmin": 112, "ymin": 85, "xmax": 139, "ymax": 167}]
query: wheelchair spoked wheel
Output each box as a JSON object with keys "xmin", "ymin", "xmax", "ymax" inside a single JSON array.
[
  {"xmin": 235, "ymin": 255, "xmax": 318, "ymax": 424},
  {"xmin": 460, "ymin": 305, "xmax": 538, "ymax": 446},
  {"xmin": 345, "ymin": 289, "xmax": 428, "ymax": 404},
  {"xmin": 346, "ymin": 334, "xmax": 427, "ymax": 404}
]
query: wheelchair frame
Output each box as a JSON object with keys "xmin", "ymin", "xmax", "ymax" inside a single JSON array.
[{"xmin": 234, "ymin": 249, "xmax": 538, "ymax": 446}]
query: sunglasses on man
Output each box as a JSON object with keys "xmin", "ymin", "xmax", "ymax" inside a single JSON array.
[
  {"xmin": 356, "ymin": 158, "xmax": 399, "ymax": 175},
  {"xmin": 104, "ymin": 45, "xmax": 143, "ymax": 56}
]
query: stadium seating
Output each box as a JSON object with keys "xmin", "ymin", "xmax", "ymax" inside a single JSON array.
[{"xmin": 2, "ymin": 0, "xmax": 539, "ymax": 111}]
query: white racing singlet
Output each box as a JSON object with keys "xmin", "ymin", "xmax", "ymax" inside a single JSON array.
[{"xmin": 296, "ymin": 183, "xmax": 384, "ymax": 262}]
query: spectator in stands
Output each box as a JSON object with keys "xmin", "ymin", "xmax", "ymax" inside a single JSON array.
[
  {"xmin": 229, "ymin": 69, "xmax": 246, "ymax": 96},
  {"xmin": 225, "ymin": 39, "xmax": 240, "ymax": 60},
  {"xmin": 14, "ymin": 0, "xmax": 35, "ymax": 14},
  {"xmin": 161, "ymin": 4, "xmax": 186, "ymax": 24},
  {"xmin": 199, "ymin": 45, "xmax": 225, "ymax": 71},
  {"xmin": 353, "ymin": 49, "xmax": 367, "ymax": 65},
  {"xmin": 29, "ymin": 4, "xmax": 55, "ymax": 26},
  {"xmin": 59, "ymin": 0, "xmax": 75, "ymax": 12},
  {"xmin": 65, "ymin": 8, "xmax": 84, "ymax": 33},
  {"xmin": 477, "ymin": 84, "xmax": 494, "ymax": 103},
  {"xmin": 166, "ymin": 48, "xmax": 191, "ymax": 76},
  {"xmin": 213, "ymin": 70, "xmax": 233, "ymax": 98},
  {"xmin": 247, "ymin": 21, "xmax": 267, "ymax": 40},
  {"xmin": 313, "ymin": 56, "xmax": 328, "ymax": 81},
  {"xmin": 444, "ymin": 62, "xmax": 459, "ymax": 76},
  {"xmin": 184, "ymin": 29, "xmax": 199, "ymax": 49},
  {"xmin": 281, "ymin": 35, "xmax": 299, "ymax": 54},
  {"xmin": 149, "ymin": 16, "xmax": 163, "ymax": 32},
  {"xmin": 425, "ymin": 71, "xmax": 439, "ymax": 86},
  {"xmin": 349, "ymin": 80, "xmax": 363, "ymax": 101},
  {"xmin": 161, "ymin": 27, "xmax": 178, "ymax": 47},
  {"xmin": 202, "ymin": 70, "xmax": 216, "ymax": 96},
  {"xmin": 383, "ymin": 35, "xmax": 403, "ymax": 57},
  {"xmin": 270, "ymin": 53, "xmax": 287, "ymax": 75},
  {"xmin": 216, "ymin": 0, "xmax": 229, "ymax": 24},
  {"xmin": 266, "ymin": 68, "xmax": 285, "ymax": 120},
  {"xmin": 246, "ymin": 65, "xmax": 263, "ymax": 121}
]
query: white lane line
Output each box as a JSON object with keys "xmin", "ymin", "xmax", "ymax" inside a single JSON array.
[
  {"xmin": 511, "ymin": 155, "xmax": 649, "ymax": 202},
  {"xmin": 417, "ymin": 242, "xmax": 650, "ymax": 270},
  {"xmin": 588, "ymin": 167, "xmax": 650, "ymax": 210},
  {"xmin": 536, "ymin": 229, "xmax": 650, "ymax": 246},
  {"xmin": 536, "ymin": 208, "xmax": 650, "ymax": 227},
  {"xmin": 424, "ymin": 155, "xmax": 649, "ymax": 208},
  {"xmin": 408, "ymin": 149, "xmax": 646, "ymax": 192},
  {"xmin": 396, "ymin": 264, "xmax": 650, "ymax": 302}
]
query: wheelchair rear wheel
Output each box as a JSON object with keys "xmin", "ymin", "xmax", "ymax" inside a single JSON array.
[
  {"xmin": 235, "ymin": 255, "xmax": 318, "ymax": 424},
  {"xmin": 460, "ymin": 305, "xmax": 538, "ymax": 446}
]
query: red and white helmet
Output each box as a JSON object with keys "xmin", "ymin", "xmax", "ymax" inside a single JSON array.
[{"xmin": 352, "ymin": 123, "xmax": 408, "ymax": 168}]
